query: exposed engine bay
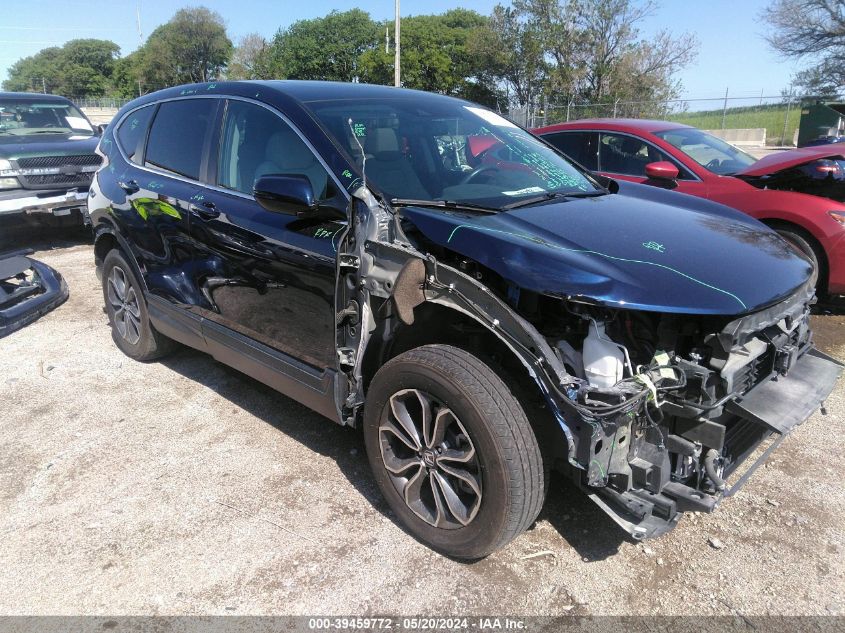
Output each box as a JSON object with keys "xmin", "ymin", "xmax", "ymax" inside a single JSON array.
[
  {"xmin": 532, "ymin": 279, "xmax": 836, "ymax": 536},
  {"xmin": 337, "ymin": 186, "xmax": 843, "ymax": 540}
]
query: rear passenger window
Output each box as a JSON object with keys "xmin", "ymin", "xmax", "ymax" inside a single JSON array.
[
  {"xmin": 544, "ymin": 131, "xmax": 598, "ymax": 171},
  {"xmin": 145, "ymin": 99, "xmax": 216, "ymax": 180},
  {"xmin": 115, "ymin": 104, "xmax": 155, "ymax": 164}
]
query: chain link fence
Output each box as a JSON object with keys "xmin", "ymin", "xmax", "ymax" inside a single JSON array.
[
  {"xmin": 510, "ymin": 94, "xmax": 814, "ymax": 146},
  {"xmin": 67, "ymin": 96, "xmax": 134, "ymax": 109}
]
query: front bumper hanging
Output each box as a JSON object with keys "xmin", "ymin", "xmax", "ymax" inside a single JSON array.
[{"xmin": 0, "ymin": 249, "xmax": 69, "ymax": 338}]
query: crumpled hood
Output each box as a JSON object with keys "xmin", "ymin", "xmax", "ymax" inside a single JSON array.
[
  {"xmin": 401, "ymin": 181, "xmax": 812, "ymax": 316},
  {"xmin": 0, "ymin": 133, "xmax": 99, "ymax": 160},
  {"xmin": 736, "ymin": 144, "xmax": 845, "ymax": 177}
]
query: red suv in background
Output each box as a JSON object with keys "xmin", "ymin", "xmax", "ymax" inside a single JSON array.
[{"xmin": 534, "ymin": 119, "xmax": 845, "ymax": 297}]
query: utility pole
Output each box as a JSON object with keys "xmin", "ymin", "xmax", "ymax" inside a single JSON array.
[
  {"xmin": 394, "ymin": 0, "xmax": 401, "ymax": 87},
  {"xmin": 721, "ymin": 87, "xmax": 729, "ymax": 130},
  {"xmin": 385, "ymin": 26, "xmax": 389, "ymax": 54},
  {"xmin": 136, "ymin": 1, "xmax": 143, "ymax": 96}
]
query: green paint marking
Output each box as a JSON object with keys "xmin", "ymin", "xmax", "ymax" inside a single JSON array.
[
  {"xmin": 589, "ymin": 459, "xmax": 606, "ymax": 479},
  {"xmin": 330, "ymin": 227, "xmax": 344, "ymax": 253},
  {"xmin": 342, "ymin": 169, "xmax": 353, "ymax": 179},
  {"xmin": 642, "ymin": 241, "xmax": 665, "ymax": 253},
  {"xmin": 446, "ymin": 224, "xmax": 747, "ymax": 310},
  {"xmin": 206, "ymin": 83, "xmax": 217, "ymax": 90}
]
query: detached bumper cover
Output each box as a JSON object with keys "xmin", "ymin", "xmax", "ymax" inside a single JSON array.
[
  {"xmin": 0, "ymin": 189, "xmax": 88, "ymax": 216},
  {"xmin": 0, "ymin": 251, "xmax": 69, "ymax": 338}
]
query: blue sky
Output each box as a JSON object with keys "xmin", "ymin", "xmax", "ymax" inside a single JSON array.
[{"xmin": 0, "ymin": 0, "xmax": 802, "ymax": 101}]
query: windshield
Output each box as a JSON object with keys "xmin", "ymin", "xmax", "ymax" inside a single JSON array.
[
  {"xmin": 306, "ymin": 96, "xmax": 599, "ymax": 210},
  {"xmin": 0, "ymin": 99, "xmax": 93, "ymax": 136},
  {"xmin": 654, "ymin": 127, "xmax": 756, "ymax": 175}
]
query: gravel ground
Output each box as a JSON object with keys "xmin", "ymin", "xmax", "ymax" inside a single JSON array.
[{"xmin": 1, "ymin": 229, "xmax": 844, "ymax": 617}]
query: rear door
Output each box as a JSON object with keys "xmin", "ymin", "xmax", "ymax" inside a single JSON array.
[{"xmin": 106, "ymin": 99, "xmax": 216, "ymax": 307}]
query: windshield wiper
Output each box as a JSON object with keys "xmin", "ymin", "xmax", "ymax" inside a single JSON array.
[
  {"xmin": 390, "ymin": 198, "xmax": 499, "ymax": 214},
  {"xmin": 502, "ymin": 189, "xmax": 608, "ymax": 210}
]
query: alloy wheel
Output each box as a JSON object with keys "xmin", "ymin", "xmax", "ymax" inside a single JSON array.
[
  {"xmin": 107, "ymin": 265, "xmax": 141, "ymax": 345},
  {"xmin": 378, "ymin": 388, "xmax": 482, "ymax": 529}
]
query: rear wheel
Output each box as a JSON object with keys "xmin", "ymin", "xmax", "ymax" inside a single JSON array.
[
  {"xmin": 101, "ymin": 249, "xmax": 174, "ymax": 361},
  {"xmin": 363, "ymin": 344, "xmax": 545, "ymax": 559}
]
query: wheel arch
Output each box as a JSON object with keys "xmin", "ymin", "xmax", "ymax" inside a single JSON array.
[
  {"xmin": 760, "ymin": 217, "xmax": 829, "ymax": 291},
  {"xmin": 359, "ymin": 280, "xmax": 572, "ymax": 471},
  {"xmin": 93, "ymin": 223, "xmax": 148, "ymax": 293}
]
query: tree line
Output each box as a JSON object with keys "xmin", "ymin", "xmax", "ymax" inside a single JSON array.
[{"xmin": 36, "ymin": 0, "xmax": 845, "ymax": 114}]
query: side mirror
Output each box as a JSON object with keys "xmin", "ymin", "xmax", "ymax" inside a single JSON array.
[
  {"xmin": 645, "ymin": 161, "xmax": 679, "ymax": 181},
  {"xmin": 254, "ymin": 174, "xmax": 316, "ymax": 215},
  {"xmin": 95, "ymin": 123, "xmax": 107, "ymax": 135}
]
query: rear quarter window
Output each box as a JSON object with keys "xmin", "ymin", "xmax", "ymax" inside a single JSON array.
[
  {"xmin": 145, "ymin": 99, "xmax": 216, "ymax": 180},
  {"xmin": 115, "ymin": 104, "xmax": 156, "ymax": 164}
]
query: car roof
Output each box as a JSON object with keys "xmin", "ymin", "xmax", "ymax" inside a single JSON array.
[
  {"xmin": 128, "ymin": 80, "xmax": 471, "ymax": 110},
  {"xmin": 0, "ymin": 92, "xmax": 74, "ymax": 103},
  {"xmin": 535, "ymin": 118, "xmax": 693, "ymax": 135}
]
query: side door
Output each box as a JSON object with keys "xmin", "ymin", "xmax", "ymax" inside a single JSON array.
[
  {"xmin": 597, "ymin": 131, "xmax": 706, "ymax": 195},
  {"xmin": 101, "ymin": 101, "xmax": 202, "ymax": 307},
  {"xmin": 129, "ymin": 98, "xmax": 217, "ymax": 307},
  {"xmin": 189, "ymin": 98, "xmax": 348, "ymax": 417}
]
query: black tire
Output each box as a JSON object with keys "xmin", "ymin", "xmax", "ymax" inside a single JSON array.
[
  {"xmin": 101, "ymin": 249, "xmax": 174, "ymax": 361},
  {"xmin": 363, "ymin": 344, "xmax": 545, "ymax": 559},
  {"xmin": 776, "ymin": 228, "xmax": 825, "ymax": 294}
]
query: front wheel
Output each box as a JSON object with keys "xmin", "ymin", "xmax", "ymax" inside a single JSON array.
[{"xmin": 363, "ymin": 344, "xmax": 545, "ymax": 559}]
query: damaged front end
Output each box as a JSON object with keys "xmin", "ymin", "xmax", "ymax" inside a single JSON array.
[
  {"xmin": 337, "ymin": 187, "xmax": 842, "ymax": 541},
  {"xmin": 544, "ymin": 280, "xmax": 842, "ymax": 538},
  {"xmin": 0, "ymin": 249, "xmax": 68, "ymax": 338}
]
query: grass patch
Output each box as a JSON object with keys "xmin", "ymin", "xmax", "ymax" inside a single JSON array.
[{"xmin": 667, "ymin": 103, "xmax": 800, "ymax": 145}]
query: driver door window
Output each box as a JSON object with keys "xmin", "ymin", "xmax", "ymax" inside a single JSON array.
[
  {"xmin": 598, "ymin": 132, "xmax": 682, "ymax": 178},
  {"xmin": 218, "ymin": 100, "xmax": 330, "ymax": 199}
]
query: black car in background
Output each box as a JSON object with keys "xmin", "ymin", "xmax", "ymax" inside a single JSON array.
[
  {"xmin": 87, "ymin": 81, "xmax": 840, "ymax": 558},
  {"xmin": 0, "ymin": 92, "xmax": 101, "ymax": 229}
]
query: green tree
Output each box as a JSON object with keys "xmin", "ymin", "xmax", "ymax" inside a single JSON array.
[
  {"xmin": 2, "ymin": 39, "xmax": 119, "ymax": 96},
  {"xmin": 476, "ymin": 0, "xmax": 697, "ymax": 113},
  {"xmin": 111, "ymin": 52, "xmax": 144, "ymax": 98},
  {"xmin": 265, "ymin": 9, "xmax": 379, "ymax": 81},
  {"xmin": 469, "ymin": 5, "xmax": 548, "ymax": 108},
  {"xmin": 358, "ymin": 9, "xmax": 500, "ymax": 105},
  {"xmin": 135, "ymin": 6, "xmax": 232, "ymax": 90}
]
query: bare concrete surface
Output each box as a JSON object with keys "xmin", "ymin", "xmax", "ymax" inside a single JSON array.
[{"xmin": 1, "ymin": 231, "xmax": 844, "ymax": 617}]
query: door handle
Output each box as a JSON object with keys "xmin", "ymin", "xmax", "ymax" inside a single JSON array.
[
  {"xmin": 117, "ymin": 179, "xmax": 139, "ymax": 194},
  {"xmin": 189, "ymin": 200, "xmax": 220, "ymax": 220}
]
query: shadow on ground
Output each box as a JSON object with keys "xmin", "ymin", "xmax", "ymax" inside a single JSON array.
[
  {"xmin": 157, "ymin": 345, "xmax": 628, "ymax": 562},
  {"xmin": 0, "ymin": 217, "xmax": 92, "ymax": 253}
]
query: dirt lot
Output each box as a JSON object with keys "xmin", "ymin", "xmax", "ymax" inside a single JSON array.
[{"xmin": 1, "ymin": 229, "xmax": 844, "ymax": 617}]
